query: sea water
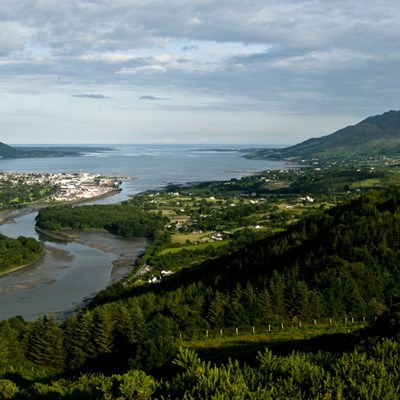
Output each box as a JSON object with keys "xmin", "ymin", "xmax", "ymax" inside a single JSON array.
[{"xmin": 2, "ymin": 144, "xmax": 287, "ymax": 198}]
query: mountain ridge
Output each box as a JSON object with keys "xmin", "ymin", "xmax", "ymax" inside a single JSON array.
[
  {"xmin": 0, "ymin": 142, "xmax": 23, "ymax": 158},
  {"xmin": 0, "ymin": 142, "xmax": 112, "ymax": 158},
  {"xmin": 248, "ymin": 109, "xmax": 400, "ymax": 161}
]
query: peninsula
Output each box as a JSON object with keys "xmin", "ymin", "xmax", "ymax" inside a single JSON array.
[{"xmin": 0, "ymin": 142, "xmax": 113, "ymax": 158}]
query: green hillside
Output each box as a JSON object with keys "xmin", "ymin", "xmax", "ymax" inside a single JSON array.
[
  {"xmin": 2, "ymin": 185, "xmax": 400, "ymax": 397},
  {"xmin": 249, "ymin": 110, "xmax": 400, "ymax": 162}
]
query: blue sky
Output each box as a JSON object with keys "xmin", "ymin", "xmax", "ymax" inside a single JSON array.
[{"xmin": 0, "ymin": 0, "xmax": 399, "ymax": 145}]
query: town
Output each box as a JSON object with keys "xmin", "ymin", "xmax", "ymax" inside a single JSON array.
[{"xmin": 0, "ymin": 171, "xmax": 131, "ymax": 204}]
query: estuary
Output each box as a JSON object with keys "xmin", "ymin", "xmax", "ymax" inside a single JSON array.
[{"xmin": 0, "ymin": 144, "xmax": 288, "ymax": 321}]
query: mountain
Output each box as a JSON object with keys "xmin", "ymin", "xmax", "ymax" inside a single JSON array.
[
  {"xmin": 0, "ymin": 142, "xmax": 110, "ymax": 158},
  {"xmin": 0, "ymin": 142, "xmax": 24, "ymax": 158},
  {"xmin": 249, "ymin": 110, "xmax": 400, "ymax": 161}
]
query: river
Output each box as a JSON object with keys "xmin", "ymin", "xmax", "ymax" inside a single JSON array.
[{"xmin": 0, "ymin": 144, "xmax": 288, "ymax": 321}]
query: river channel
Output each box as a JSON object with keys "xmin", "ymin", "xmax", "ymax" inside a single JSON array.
[
  {"xmin": 0, "ymin": 144, "xmax": 289, "ymax": 322},
  {"xmin": 0, "ymin": 211, "xmax": 148, "ymax": 321}
]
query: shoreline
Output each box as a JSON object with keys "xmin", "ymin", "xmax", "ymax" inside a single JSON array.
[
  {"xmin": 0, "ymin": 206, "xmax": 43, "ymax": 224},
  {"xmin": 35, "ymin": 226, "xmax": 149, "ymax": 280},
  {"xmin": 0, "ymin": 252, "xmax": 45, "ymax": 278},
  {"xmin": 0, "ymin": 188, "xmax": 123, "ymax": 279},
  {"xmin": 0, "ymin": 187, "xmax": 122, "ymax": 225}
]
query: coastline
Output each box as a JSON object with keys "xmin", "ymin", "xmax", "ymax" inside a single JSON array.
[{"xmin": 0, "ymin": 146, "xmax": 282, "ymax": 321}]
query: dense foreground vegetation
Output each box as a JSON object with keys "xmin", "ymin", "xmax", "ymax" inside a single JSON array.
[
  {"xmin": 2, "ymin": 165, "xmax": 400, "ymax": 398},
  {"xmin": 1, "ymin": 313, "xmax": 400, "ymax": 398}
]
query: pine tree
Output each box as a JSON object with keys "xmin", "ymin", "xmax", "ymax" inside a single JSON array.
[
  {"xmin": 63, "ymin": 311, "xmax": 95, "ymax": 370},
  {"xmin": 207, "ymin": 291, "xmax": 228, "ymax": 328},
  {"xmin": 258, "ymin": 289, "xmax": 274, "ymax": 325},
  {"xmin": 92, "ymin": 305, "xmax": 115, "ymax": 355},
  {"xmin": 270, "ymin": 271, "xmax": 286, "ymax": 318},
  {"xmin": 26, "ymin": 315, "xmax": 65, "ymax": 369},
  {"xmin": 113, "ymin": 304, "xmax": 135, "ymax": 352}
]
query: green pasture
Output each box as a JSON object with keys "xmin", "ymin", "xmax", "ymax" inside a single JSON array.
[
  {"xmin": 159, "ymin": 240, "xmax": 228, "ymax": 255},
  {"xmin": 180, "ymin": 322, "xmax": 368, "ymax": 364}
]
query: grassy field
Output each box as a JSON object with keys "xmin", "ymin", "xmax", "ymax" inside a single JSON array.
[
  {"xmin": 180, "ymin": 322, "xmax": 367, "ymax": 364},
  {"xmin": 350, "ymin": 178, "xmax": 382, "ymax": 188},
  {"xmin": 159, "ymin": 240, "xmax": 228, "ymax": 255}
]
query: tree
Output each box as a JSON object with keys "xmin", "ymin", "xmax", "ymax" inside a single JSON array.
[
  {"xmin": 26, "ymin": 315, "xmax": 65, "ymax": 370},
  {"xmin": 207, "ymin": 291, "xmax": 228, "ymax": 328},
  {"xmin": 63, "ymin": 311, "xmax": 95, "ymax": 370},
  {"xmin": 92, "ymin": 306, "xmax": 115, "ymax": 356},
  {"xmin": 132, "ymin": 314, "xmax": 178, "ymax": 372},
  {"xmin": 0, "ymin": 379, "xmax": 19, "ymax": 400}
]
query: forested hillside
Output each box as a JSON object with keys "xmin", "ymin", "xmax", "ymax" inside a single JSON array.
[
  {"xmin": 96, "ymin": 186, "xmax": 399, "ymax": 322},
  {"xmin": 1, "ymin": 186, "xmax": 400, "ymax": 397}
]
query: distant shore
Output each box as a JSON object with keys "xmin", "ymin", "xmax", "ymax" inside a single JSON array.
[
  {"xmin": 0, "ymin": 187, "xmax": 122, "ymax": 225},
  {"xmin": 0, "ymin": 206, "xmax": 42, "ymax": 225}
]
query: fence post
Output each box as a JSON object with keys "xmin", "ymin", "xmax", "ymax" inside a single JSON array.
[
  {"xmin": 252, "ymin": 326, "xmax": 255, "ymax": 334},
  {"xmin": 236, "ymin": 327, "xmax": 239, "ymax": 336},
  {"xmin": 281, "ymin": 323, "xmax": 284, "ymax": 330},
  {"xmin": 299, "ymin": 321, "xmax": 302, "ymax": 328},
  {"xmin": 268, "ymin": 324, "xmax": 271, "ymax": 332},
  {"xmin": 329, "ymin": 318, "xmax": 332, "ymax": 325},
  {"xmin": 220, "ymin": 329, "xmax": 223, "ymax": 337},
  {"xmin": 314, "ymin": 319, "xmax": 317, "ymax": 326},
  {"xmin": 206, "ymin": 330, "xmax": 208, "ymax": 338}
]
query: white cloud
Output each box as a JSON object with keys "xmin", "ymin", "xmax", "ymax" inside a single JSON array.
[
  {"xmin": 116, "ymin": 64, "xmax": 167, "ymax": 74},
  {"xmin": 80, "ymin": 53, "xmax": 137, "ymax": 63}
]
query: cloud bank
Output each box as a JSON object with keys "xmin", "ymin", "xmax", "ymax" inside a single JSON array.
[
  {"xmin": 72, "ymin": 94, "xmax": 109, "ymax": 99},
  {"xmin": 0, "ymin": 1, "xmax": 399, "ymax": 144}
]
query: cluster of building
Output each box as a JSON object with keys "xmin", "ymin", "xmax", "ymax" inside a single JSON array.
[
  {"xmin": 0, "ymin": 171, "xmax": 127, "ymax": 202},
  {"xmin": 49, "ymin": 172, "xmax": 122, "ymax": 202}
]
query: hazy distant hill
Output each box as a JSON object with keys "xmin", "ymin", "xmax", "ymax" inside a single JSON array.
[
  {"xmin": 0, "ymin": 142, "xmax": 24, "ymax": 158},
  {"xmin": 0, "ymin": 142, "xmax": 112, "ymax": 158},
  {"xmin": 249, "ymin": 110, "xmax": 400, "ymax": 161}
]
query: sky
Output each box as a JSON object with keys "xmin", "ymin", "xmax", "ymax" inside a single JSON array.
[{"xmin": 0, "ymin": 0, "xmax": 399, "ymax": 145}]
